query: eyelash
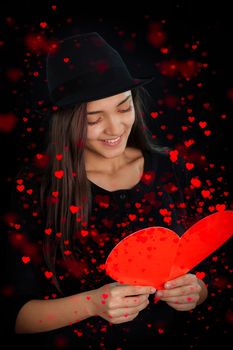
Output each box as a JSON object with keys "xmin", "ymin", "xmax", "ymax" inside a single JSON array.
[{"xmin": 87, "ymin": 106, "xmax": 132, "ymax": 125}]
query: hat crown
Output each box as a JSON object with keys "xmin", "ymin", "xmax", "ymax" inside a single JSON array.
[
  {"xmin": 47, "ymin": 33, "xmax": 127, "ymax": 88},
  {"xmin": 44, "ymin": 32, "xmax": 153, "ymax": 107}
]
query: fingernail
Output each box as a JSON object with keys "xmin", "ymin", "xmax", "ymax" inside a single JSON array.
[
  {"xmin": 156, "ymin": 291, "xmax": 163, "ymax": 297},
  {"xmin": 165, "ymin": 282, "xmax": 171, "ymax": 289},
  {"xmin": 150, "ymin": 288, "xmax": 156, "ymax": 293}
]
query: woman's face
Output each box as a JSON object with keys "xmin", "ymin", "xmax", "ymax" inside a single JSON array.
[{"xmin": 85, "ymin": 91, "xmax": 135, "ymax": 158}]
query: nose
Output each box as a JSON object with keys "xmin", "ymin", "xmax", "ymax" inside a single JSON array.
[{"xmin": 104, "ymin": 115, "xmax": 123, "ymax": 136}]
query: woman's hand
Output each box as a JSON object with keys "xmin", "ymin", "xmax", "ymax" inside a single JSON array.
[
  {"xmin": 156, "ymin": 273, "xmax": 207, "ymax": 311},
  {"xmin": 87, "ymin": 282, "xmax": 156, "ymax": 324}
]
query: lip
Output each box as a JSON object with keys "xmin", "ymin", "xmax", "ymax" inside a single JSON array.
[{"xmin": 100, "ymin": 134, "xmax": 123, "ymax": 147}]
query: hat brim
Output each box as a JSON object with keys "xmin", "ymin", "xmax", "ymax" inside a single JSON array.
[
  {"xmin": 64, "ymin": 76, "xmax": 154, "ymax": 106},
  {"xmin": 33, "ymin": 76, "xmax": 154, "ymax": 116}
]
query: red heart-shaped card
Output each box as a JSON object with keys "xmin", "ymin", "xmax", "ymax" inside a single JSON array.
[{"xmin": 105, "ymin": 211, "xmax": 233, "ymax": 289}]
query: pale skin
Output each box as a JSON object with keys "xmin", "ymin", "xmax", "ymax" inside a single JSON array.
[
  {"xmin": 15, "ymin": 91, "xmax": 208, "ymax": 333},
  {"xmin": 15, "ymin": 283, "xmax": 155, "ymax": 333}
]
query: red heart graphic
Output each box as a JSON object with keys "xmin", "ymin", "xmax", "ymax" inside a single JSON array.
[
  {"xmin": 22, "ymin": 256, "xmax": 30, "ymax": 264},
  {"xmin": 105, "ymin": 211, "xmax": 233, "ymax": 289}
]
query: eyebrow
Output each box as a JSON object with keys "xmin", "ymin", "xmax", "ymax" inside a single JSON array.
[{"xmin": 87, "ymin": 95, "xmax": 132, "ymax": 115}]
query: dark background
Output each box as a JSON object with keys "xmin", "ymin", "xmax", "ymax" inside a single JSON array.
[{"xmin": 0, "ymin": 0, "xmax": 232, "ymax": 348}]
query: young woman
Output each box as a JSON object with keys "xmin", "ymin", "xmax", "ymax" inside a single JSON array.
[{"xmin": 8, "ymin": 32, "xmax": 208, "ymax": 349}]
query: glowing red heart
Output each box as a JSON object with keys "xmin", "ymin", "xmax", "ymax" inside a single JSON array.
[{"xmin": 105, "ymin": 211, "xmax": 233, "ymax": 289}]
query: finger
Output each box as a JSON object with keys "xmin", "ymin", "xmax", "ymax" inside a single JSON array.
[
  {"xmin": 107, "ymin": 293, "xmax": 149, "ymax": 310},
  {"xmin": 166, "ymin": 301, "xmax": 197, "ymax": 311},
  {"xmin": 164, "ymin": 273, "xmax": 197, "ymax": 289},
  {"xmin": 109, "ymin": 299, "xmax": 149, "ymax": 319},
  {"xmin": 159, "ymin": 294, "xmax": 200, "ymax": 304},
  {"xmin": 111, "ymin": 311, "xmax": 139, "ymax": 324},
  {"xmin": 123, "ymin": 298, "xmax": 149, "ymax": 315},
  {"xmin": 157, "ymin": 284, "xmax": 201, "ymax": 298},
  {"xmin": 122, "ymin": 294, "xmax": 149, "ymax": 308},
  {"xmin": 112, "ymin": 285, "xmax": 156, "ymax": 297},
  {"xmin": 133, "ymin": 298, "xmax": 150, "ymax": 313}
]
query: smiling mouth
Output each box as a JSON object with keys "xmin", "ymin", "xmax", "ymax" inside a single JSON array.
[{"xmin": 101, "ymin": 134, "xmax": 123, "ymax": 146}]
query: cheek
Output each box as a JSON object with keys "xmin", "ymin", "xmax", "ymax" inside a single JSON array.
[
  {"xmin": 127, "ymin": 112, "xmax": 135, "ymax": 128},
  {"xmin": 86, "ymin": 127, "xmax": 101, "ymax": 140}
]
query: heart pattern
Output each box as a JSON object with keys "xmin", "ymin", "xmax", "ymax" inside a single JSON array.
[{"xmin": 105, "ymin": 211, "xmax": 233, "ymax": 289}]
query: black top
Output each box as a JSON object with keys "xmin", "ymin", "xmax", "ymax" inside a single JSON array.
[{"xmin": 6, "ymin": 149, "xmax": 209, "ymax": 350}]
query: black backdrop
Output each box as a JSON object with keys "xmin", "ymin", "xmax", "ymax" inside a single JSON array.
[{"xmin": 0, "ymin": 1, "xmax": 232, "ymax": 348}]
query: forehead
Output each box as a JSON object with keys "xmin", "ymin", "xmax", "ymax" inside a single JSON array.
[{"xmin": 87, "ymin": 90, "xmax": 131, "ymax": 110}]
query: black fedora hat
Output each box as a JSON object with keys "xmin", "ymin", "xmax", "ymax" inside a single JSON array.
[{"xmin": 44, "ymin": 32, "xmax": 154, "ymax": 108}]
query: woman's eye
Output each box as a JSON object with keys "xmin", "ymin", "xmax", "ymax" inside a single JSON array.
[
  {"xmin": 87, "ymin": 106, "xmax": 132, "ymax": 125},
  {"xmin": 119, "ymin": 106, "xmax": 132, "ymax": 113},
  {"xmin": 87, "ymin": 119, "xmax": 100, "ymax": 125}
]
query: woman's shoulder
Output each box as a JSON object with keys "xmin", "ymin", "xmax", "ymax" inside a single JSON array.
[
  {"xmin": 144, "ymin": 146, "xmax": 190, "ymax": 189},
  {"xmin": 149, "ymin": 145, "xmax": 186, "ymax": 167}
]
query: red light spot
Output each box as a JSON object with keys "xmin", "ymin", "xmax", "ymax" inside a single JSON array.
[
  {"xmin": 52, "ymin": 191, "xmax": 59, "ymax": 197},
  {"xmin": 158, "ymin": 328, "xmax": 164, "ymax": 334},
  {"xmin": 69, "ymin": 206, "xmax": 80, "ymax": 214},
  {"xmin": 199, "ymin": 121, "xmax": 207, "ymax": 128},
  {"xmin": 201, "ymin": 190, "xmax": 211, "ymax": 199},
  {"xmin": 215, "ymin": 204, "xmax": 226, "ymax": 212},
  {"xmin": 6, "ymin": 68, "xmax": 23, "ymax": 82},
  {"xmin": 196, "ymin": 271, "xmax": 206, "ymax": 280},
  {"xmin": 188, "ymin": 116, "xmax": 195, "ymax": 123},
  {"xmin": 147, "ymin": 22, "xmax": 167, "ymax": 48},
  {"xmin": 185, "ymin": 162, "xmax": 194, "ymax": 170},
  {"xmin": 22, "ymin": 256, "xmax": 31, "ymax": 264},
  {"xmin": 101, "ymin": 294, "xmax": 109, "ymax": 299},
  {"xmin": 56, "ymin": 153, "xmax": 63, "ymax": 160},
  {"xmin": 16, "ymin": 184, "xmax": 25, "ymax": 192},
  {"xmin": 225, "ymin": 309, "xmax": 233, "ymax": 324},
  {"xmin": 169, "ymin": 150, "xmax": 179, "ymax": 162},
  {"xmin": 44, "ymin": 271, "xmax": 53, "ymax": 279},
  {"xmin": 129, "ymin": 214, "xmax": 136, "ymax": 221},
  {"xmin": 64, "ymin": 250, "xmax": 72, "ymax": 256},
  {"xmin": 0, "ymin": 113, "xmax": 18, "ymax": 133},
  {"xmin": 204, "ymin": 130, "xmax": 211, "ymax": 136},
  {"xmin": 151, "ymin": 112, "xmax": 159, "ymax": 119},
  {"xmin": 40, "ymin": 22, "xmax": 47, "ymax": 29},
  {"xmin": 191, "ymin": 177, "xmax": 202, "ymax": 188},
  {"xmin": 184, "ymin": 139, "xmax": 195, "ymax": 147},
  {"xmin": 96, "ymin": 62, "xmax": 109, "ymax": 73},
  {"xmin": 25, "ymin": 34, "xmax": 50, "ymax": 53},
  {"xmin": 44, "ymin": 228, "xmax": 52, "ymax": 235},
  {"xmin": 80, "ymin": 230, "xmax": 88, "ymax": 237},
  {"xmin": 54, "ymin": 170, "xmax": 64, "ymax": 179},
  {"xmin": 160, "ymin": 47, "xmax": 169, "ymax": 54}
]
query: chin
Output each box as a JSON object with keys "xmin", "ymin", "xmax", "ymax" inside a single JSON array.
[{"xmin": 101, "ymin": 148, "xmax": 126, "ymax": 158}]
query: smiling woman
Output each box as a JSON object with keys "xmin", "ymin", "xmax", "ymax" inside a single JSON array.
[
  {"xmin": 85, "ymin": 91, "xmax": 136, "ymax": 172},
  {"xmin": 7, "ymin": 32, "xmax": 210, "ymax": 350}
]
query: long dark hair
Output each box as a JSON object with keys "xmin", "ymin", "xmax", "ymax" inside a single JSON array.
[{"xmin": 40, "ymin": 87, "xmax": 169, "ymax": 291}]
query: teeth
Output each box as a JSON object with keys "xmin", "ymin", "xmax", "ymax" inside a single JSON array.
[{"xmin": 104, "ymin": 136, "xmax": 120, "ymax": 144}]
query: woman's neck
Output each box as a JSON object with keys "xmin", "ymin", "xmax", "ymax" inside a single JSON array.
[{"xmin": 84, "ymin": 147, "xmax": 140, "ymax": 175}]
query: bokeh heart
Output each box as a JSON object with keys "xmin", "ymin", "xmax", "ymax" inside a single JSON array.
[{"xmin": 105, "ymin": 211, "xmax": 233, "ymax": 289}]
